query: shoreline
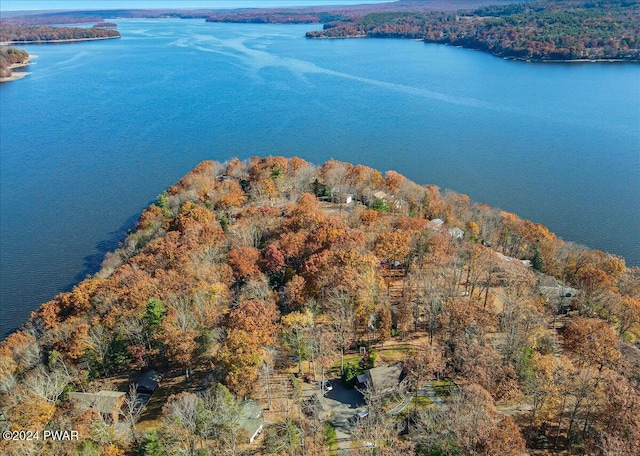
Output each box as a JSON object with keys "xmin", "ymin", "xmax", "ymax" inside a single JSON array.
[
  {"xmin": 0, "ymin": 71, "xmax": 30, "ymax": 83},
  {"xmin": 0, "ymin": 54, "xmax": 37, "ymax": 83},
  {"xmin": 307, "ymin": 35, "xmax": 639, "ymax": 63},
  {"xmin": 0, "ymin": 35, "xmax": 119, "ymax": 45},
  {"xmin": 434, "ymin": 41, "xmax": 640, "ymax": 63},
  {"xmin": 502, "ymin": 55, "xmax": 640, "ymax": 64},
  {"xmin": 307, "ymin": 34, "xmax": 367, "ymax": 39}
]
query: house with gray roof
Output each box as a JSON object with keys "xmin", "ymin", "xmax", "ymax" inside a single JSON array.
[{"xmin": 356, "ymin": 362, "xmax": 406, "ymax": 398}]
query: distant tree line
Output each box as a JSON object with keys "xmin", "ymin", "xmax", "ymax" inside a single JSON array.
[
  {"xmin": 0, "ymin": 24, "xmax": 120, "ymax": 43},
  {"xmin": 94, "ymin": 22, "xmax": 117, "ymax": 29},
  {"xmin": 206, "ymin": 12, "xmax": 322, "ymax": 24},
  {"xmin": 306, "ymin": 0, "xmax": 640, "ymax": 61},
  {"xmin": 0, "ymin": 16, "xmax": 109, "ymax": 26}
]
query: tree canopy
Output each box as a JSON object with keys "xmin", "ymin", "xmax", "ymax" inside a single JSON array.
[{"xmin": 1, "ymin": 156, "xmax": 638, "ymax": 455}]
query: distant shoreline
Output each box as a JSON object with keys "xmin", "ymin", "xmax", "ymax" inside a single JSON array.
[
  {"xmin": 0, "ymin": 54, "xmax": 37, "ymax": 83},
  {"xmin": 308, "ymin": 34, "xmax": 367, "ymax": 39},
  {"xmin": 0, "ymin": 36, "xmax": 120, "ymax": 45},
  {"xmin": 499, "ymin": 54, "xmax": 640, "ymax": 64},
  {"xmin": 306, "ymin": 35, "xmax": 640, "ymax": 63}
]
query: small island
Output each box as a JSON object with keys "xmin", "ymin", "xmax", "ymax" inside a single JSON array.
[{"xmin": 0, "ymin": 157, "xmax": 637, "ymax": 456}]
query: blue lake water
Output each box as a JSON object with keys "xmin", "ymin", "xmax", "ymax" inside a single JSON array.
[{"xmin": 1, "ymin": 19, "xmax": 639, "ymax": 338}]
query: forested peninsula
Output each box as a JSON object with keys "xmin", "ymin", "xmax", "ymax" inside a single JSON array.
[
  {"xmin": 0, "ymin": 46, "xmax": 30, "ymax": 82},
  {"xmin": 0, "ymin": 20, "xmax": 120, "ymax": 81},
  {"xmin": 208, "ymin": 0, "xmax": 640, "ymax": 61},
  {"xmin": 1, "ymin": 157, "xmax": 638, "ymax": 456},
  {"xmin": 0, "ymin": 24, "xmax": 120, "ymax": 45}
]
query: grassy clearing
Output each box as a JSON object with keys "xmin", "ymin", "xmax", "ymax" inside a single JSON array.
[
  {"xmin": 323, "ymin": 421, "xmax": 338, "ymax": 455},
  {"xmin": 136, "ymin": 374, "xmax": 188, "ymax": 432},
  {"xmin": 330, "ymin": 353, "xmax": 363, "ymax": 375},
  {"xmin": 409, "ymin": 395, "xmax": 434, "ymax": 408},
  {"xmin": 432, "ymin": 379, "xmax": 458, "ymax": 397},
  {"xmin": 377, "ymin": 345, "xmax": 412, "ymax": 363},
  {"xmin": 398, "ymin": 395, "xmax": 435, "ymax": 419}
]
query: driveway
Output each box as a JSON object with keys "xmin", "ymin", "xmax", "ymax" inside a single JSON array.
[{"xmin": 317, "ymin": 380, "xmax": 366, "ymax": 455}]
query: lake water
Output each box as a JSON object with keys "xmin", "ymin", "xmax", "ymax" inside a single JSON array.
[{"xmin": 1, "ymin": 19, "xmax": 639, "ymax": 338}]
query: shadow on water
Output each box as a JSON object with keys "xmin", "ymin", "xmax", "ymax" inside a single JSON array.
[
  {"xmin": 70, "ymin": 209, "xmax": 147, "ymax": 286},
  {"xmin": 2, "ymin": 205, "xmax": 151, "ymax": 340},
  {"xmin": 2, "ymin": 216, "xmax": 140, "ymax": 339}
]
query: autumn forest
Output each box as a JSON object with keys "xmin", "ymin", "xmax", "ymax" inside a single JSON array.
[
  {"xmin": 0, "ymin": 157, "xmax": 638, "ymax": 456},
  {"xmin": 0, "ymin": 24, "xmax": 120, "ymax": 44},
  {"xmin": 207, "ymin": 0, "xmax": 640, "ymax": 61},
  {"xmin": 0, "ymin": 46, "xmax": 29, "ymax": 79}
]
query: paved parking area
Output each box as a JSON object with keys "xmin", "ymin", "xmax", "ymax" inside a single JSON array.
[{"xmin": 316, "ymin": 380, "xmax": 366, "ymax": 454}]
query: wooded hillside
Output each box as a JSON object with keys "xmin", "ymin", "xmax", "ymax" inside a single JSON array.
[
  {"xmin": 306, "ymin": 0, "xmax": 640, "ymax": 60},
  {"xmin": 1, "ymin": 157, "xmax": 638, "ymax": 455},
  {"xmin": 0, "ymin": 46, "xmax": 29, "ymax": 79},
  {"xmin": 205, "ymin": 0, "xmax": 640, "ymax": 61}
]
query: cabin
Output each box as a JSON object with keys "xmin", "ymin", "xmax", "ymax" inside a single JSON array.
[
  {"xmin": 356, "ymin": 362, "xmax": 406, "ymax": 398},
  {"xmin": 239, "ymin": 400, "xmax": 264, "ymax": 444},
  {"xmin": 69, "ymin": 391, "xmax": 126, "ymax": 424}
]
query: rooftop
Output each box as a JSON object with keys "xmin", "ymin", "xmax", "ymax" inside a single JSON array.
[{"xmin": 69, "ymin": 391, "xmax": 125, "ymax": 415}]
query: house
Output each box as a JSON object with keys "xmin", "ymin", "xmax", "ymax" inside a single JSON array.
[
  {"xmin": 356, "ymin": 362, "xmax": 406, "ymax": 398},
  {"xmin": 331, "ymin": 188, "xmax": 353, "ymax": 204},
  {"xmin": 427, "ymin": 218, "xmax": 444, "ymax": 231},
  {"xmin": 136, "ymin": 370, "xmax": 162, "ymax": 395},
  {"xmin": 69, "ymin": 391, "xmax": 126, "ymax": 423},
  {"xmin": 538, "ymin": 275, "xmax": 577, "ymax": 312},
  {"xmin": 239, "ymin": 400, "xmax": 264, "ymax": 444}
]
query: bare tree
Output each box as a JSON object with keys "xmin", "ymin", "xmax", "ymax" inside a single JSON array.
[
  {"xmin": 352, "ymin": 382, "xmax": 414, "ymax": 455},
  {"xmin": 198, "ymin": 383, "xmax": 243, "ymax": 455},
  {"xmin": 86, "ymin": 324, "xmax": 113, "ymax": 375},
  {"xmin": 326, "ymin": 290, "xmax": 355, "ymax": 375},
  {"xmin": 0, "ymin": 373, "xmax": 16, "ymax": 395},
  {"xmin": 162, "ymin": 392, "xmax": 200, "ymax": 456},
  {"xmin": 23, "ymin": 365, "xmax": 70, "ymax": 404},
  {"xmin": 13, "ymin": 340, "xmax": 42, "ymax": 371},
  {"xmin": 414, "ymin": 268, "xmax": 445, "ymax": 343},
  {"xmin": 262, "ymin": 379, "xmax": 304, "ymax": 455},
  {"xmin": 262, "ymin": 348, "xmax": 276, "ymax": 410},
  {"xmin": 123, "ymin": 383, "xmax": 144, "ymax": 445},
  {"xmin": 498, "ymin": 266, "xmax": 538, "ymax": 365}
]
